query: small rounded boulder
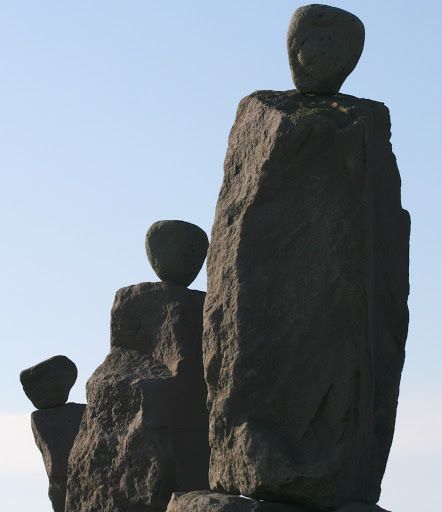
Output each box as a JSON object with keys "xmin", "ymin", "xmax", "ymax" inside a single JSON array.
[
  {"xmin": 287, "ymin": 4, "xmax": 365, "ymax": 94},
  {"xmin": 145, "ymin": 220, "xmax": 209, "ymax": 287},
  {"xmin": 20, "ymin": 355, "xmax": 78, "ymax": 409}
]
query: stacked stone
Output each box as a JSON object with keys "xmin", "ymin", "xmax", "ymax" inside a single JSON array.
[
  {"xmin": 63, "ymin": 220, "xmax": 210, "ymax": 512},
  {"xmin": 20, "ymin": 5, "xmax": 409, "ymax": 512},
  {"xmin": 169, "ymin": 5, "xmax": 408, "ymax": 512},
  {"xmin": 20, "ymin": 356, "xmax": 85, "ymax": 512}
]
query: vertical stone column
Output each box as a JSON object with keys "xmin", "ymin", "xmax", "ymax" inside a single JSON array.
[{"xmin": 203, "ymin": 90, "xmax": 410, "ymax": 510}]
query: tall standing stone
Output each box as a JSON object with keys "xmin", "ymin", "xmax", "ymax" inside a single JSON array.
[{"xmin": 203, "ymin": 90, "xmax": 409, "ymax": 509}]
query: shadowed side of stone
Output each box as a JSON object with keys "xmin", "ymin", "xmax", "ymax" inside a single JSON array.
[
  {"xmin": 146, "ymin": 220, "xmax": 209, "ymax": 287},
  {"xmin": 31, "ymin": 403, "xmax": 86, "ymax": 512},
  {"xmin": 66, "ymin": 283, "xmax": 209, "ymax": 512},
  {"xmin": 166, "ymin": 492, "xmax": 309, "ymax": 512},
  {"xmin": 204, "ymin": 90, "xmax": 409, "ymax": 510},
  {"xmin": 20, "ymin": 355, "xmax": 77, "ymax": 409}
]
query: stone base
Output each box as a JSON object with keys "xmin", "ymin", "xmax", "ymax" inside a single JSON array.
[{"xmin": 165, "ymin": 492, "xmax": 391, "ymax": 512}]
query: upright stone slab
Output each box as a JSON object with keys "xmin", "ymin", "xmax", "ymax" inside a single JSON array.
[
  {"xmin": 204, "ymin": 91, "xmax": 410, "ymax": 510},
  {"xmin": 66, "ymin": 282, "xmax": 209, "ymax": 512},
  {"xmin": 31, "ymin": 403, "xmax": 85, "ymax": 512}
]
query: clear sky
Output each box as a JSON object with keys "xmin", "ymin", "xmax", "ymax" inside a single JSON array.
[{"xmin": 1, "ymin": 1, "xmax": 441, "ymax": 511}]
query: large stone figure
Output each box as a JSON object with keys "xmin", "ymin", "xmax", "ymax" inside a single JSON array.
[
  {"xmin": 202, "ymin": 5, "xmax": 409, "ymax": 512},
  {"xmin": 65, "ymin": 220, "xmax": 210, "ymax": 512}
]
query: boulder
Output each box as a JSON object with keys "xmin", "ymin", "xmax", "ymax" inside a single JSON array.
[
  {"xmin": 66, "ymin": 282, "xmax": 209, "ymax": 512},
  {"xmin": 204, "ymin": 90, "xmax": 410, "ymax": 510},
  {"xmin": 20, "ymin": 355, "xmax": 78, "ymax": 409},
  {"xmin": 166, "ymin": 492, "xmax": 307, "ymax": 512},
  {"xmin": 287, "ymin": 5, "xmax": 365, "ymax": 94},
  {"xmin": 31, "ymin": 403, "xmax": 86, "ymax": 512},
  {"xmin": 146, "ymin": 220, "xmax": 209, "ymax": 287}
]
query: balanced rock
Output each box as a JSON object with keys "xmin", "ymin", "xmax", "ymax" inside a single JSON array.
[
  {"xmin": 146, "ymin": 220, "xmax": 209, "ymax": 287},
  {"xmin": 287, "ymin": 5, "xmax": 365, "ymax": 94},
  {"xmin": 204, "ymin": 91, "xmax": 410, "ymax": 509},
  {"xmin": 66, "ymin": 282, "xmax": 209, "ymax": 512},
  {"xmin": 166, "ymin": 491, "xmax": 306, "ymax": 512},
  {"xmin": 31, "ymin": 403, "xmax": 86, "ymax": 512},
  {"xmin": 20, "ymin": 355, "xmax": 78, "ymax": 409}
]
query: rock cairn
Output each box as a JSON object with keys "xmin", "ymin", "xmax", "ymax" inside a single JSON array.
[
  {"xmin": 21, "ymin": 5, "xmax": 409, "ymax": 512},
  {"xmin": 20, "ymin": 356, "xmax": 85, "ymax": 512},
  {"xmin": 64, "ymin": 220, "xmax": 210, "ymax": 512}
]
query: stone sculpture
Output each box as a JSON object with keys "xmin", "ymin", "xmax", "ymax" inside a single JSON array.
[
  {"xmin": 21, "ymin": 5, "xmax": 409, "ymax": 512},
  {"xmin": 20, "ymin": 355, "xmax": 84, "ymax": 512},
  {"xmin": 199, "ymin": 4, "xmax": 409, "ymax": 512},
  {"xmin": 65, "ymin": 220, "xmax": 210, "ymax": 512}
]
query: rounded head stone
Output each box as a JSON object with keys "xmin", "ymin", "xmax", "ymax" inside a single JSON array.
[
  {"xmin": 145, "ymin": 220, "xmax": 209, "ymax": 287},
  {"xmin": 287, "ymin": 4, "xmax": 365, "ymax": 94},
  {"xmin": 20, "ymin": 355, "xmax": 77, "ymax": 409}
]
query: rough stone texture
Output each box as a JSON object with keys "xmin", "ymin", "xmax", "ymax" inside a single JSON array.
[
  {"xmin": 146, "ymin": 220, "xmax": 209, "ymax": 287},
  {"xmin": 31, "ymin": 403, "xmax": 86, "ymax": 512},
  {"xmin": 66, "ymin": 282, "xmax": 209, "ymax": 512},
  {"xmin": 20, "ymin": 355, "xmax": 78, "ymax": 409},
  {"xmin": 287, "ymin": 5, "xmax": 364, "ymax": 94},
  {"xmin": 166, "ymin": 493, "xmax": 391, "ymax": 512},
  {"xmin": 204, "ymin": 90, "xmax": 410, "ymax": 510}
]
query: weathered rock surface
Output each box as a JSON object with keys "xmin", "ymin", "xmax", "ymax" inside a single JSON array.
[
  {"xmin": 204, "ymin": 90, "xmax": 410, "ymax": 510},
  {"xmin": 166, "ymin": 491, "xmax": 308, "ymax": 512},
  {"xmin": 66, "ymin": 283, "xmax": 209, "ymax": 512},
  {"xmin": 146, "ymin": 220, "xmax": 209, "ymax": 287},
  {"xmin": 31, "ymin": 403, "xmax": 86, "ymax": 512},
  {"xmin": 287, "ymin": 5, "xmax": 364, "ymax": 94},
  {"xmin": 20, "ymin": 355, "xmax": 78, "ymax": 409}
]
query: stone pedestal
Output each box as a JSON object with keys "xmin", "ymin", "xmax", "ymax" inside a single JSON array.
[
  {"xmin": 165, "ymin": 492, "xmax": 390, "ymax": 512},
  {"xmin": 65, "ymin": 282, "xmax": 209, "ymax": 512},
  {"xmin": 203, "ymin": 91, "xmax": 409, "ymax": 510},
  {"xmin": 31, "ymin": 403, "xmax": 85, "ymax": 512}
]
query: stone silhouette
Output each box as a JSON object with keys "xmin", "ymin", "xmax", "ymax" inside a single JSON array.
[
  {"xmin": 146, "ymin": 220, "xmax": 209, "ymax": 287},
  {"xmin": 31, "ymin": 404, "xmax": 86, "ymax": 512},
  {"xmin": 65, "ymin": 221, "xmax": 210, "ymax": 512},
  {"xmin": 287, "ymin": 5, "xmax": 364, "ymax": 94},
  {"xmin": 20, "ymin": 355, "xmax": 77, "ymax": 409}
]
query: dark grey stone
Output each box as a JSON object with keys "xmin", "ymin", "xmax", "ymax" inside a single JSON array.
[
  {"xmin": 31, "ymin": 403, "xmax": 86, "ymax": 512},
  {"xmin": 20, "ymin": 355, "xmax": 78, "ymax": 409},
  {"xmin": 336, "ymin": 505, "xmax": 390, "ymax": 512},
  {"xmin": 204, "ymin": 90, "xmax": 409, "ymax": 510},
  {"xmin": 166, "ymin": 492, "xmax": 308, "ymax": 512},
  {"xmin": 146, "ymin": 220, "xmax": 209, "ymax": 287},
  {"xmin": 66, "ymin": 282, "xmax": 209, "ymax": 512},
  {"xmin": 287, "ymin": 5, "xmax": 365, "ymax": 94}
]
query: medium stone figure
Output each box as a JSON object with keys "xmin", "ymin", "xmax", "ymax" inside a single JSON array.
[
  {"xmin": 201, "ymin": 5, "xmax": 409, "ymax": 512},
  {"xmin": 65, "ymin": 220, "xmax": 210, "ymax": 512}
]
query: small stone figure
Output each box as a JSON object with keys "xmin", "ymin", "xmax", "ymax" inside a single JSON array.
[
  {"xmin": 20, "ymin": 355, "xmax": 77, "ymax": 409},
  {"xmin": 146, "ymin": 220, "xmax": 209, "ymax": 287},
  {"xmin": 287, "ymin": 4, "xmax": 365, "ymax": 94}
]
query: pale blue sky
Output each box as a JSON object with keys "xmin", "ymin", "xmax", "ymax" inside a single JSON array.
[{"xmin": 1, "ymin": 1, "xmax": 441, "ymax": 511}]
